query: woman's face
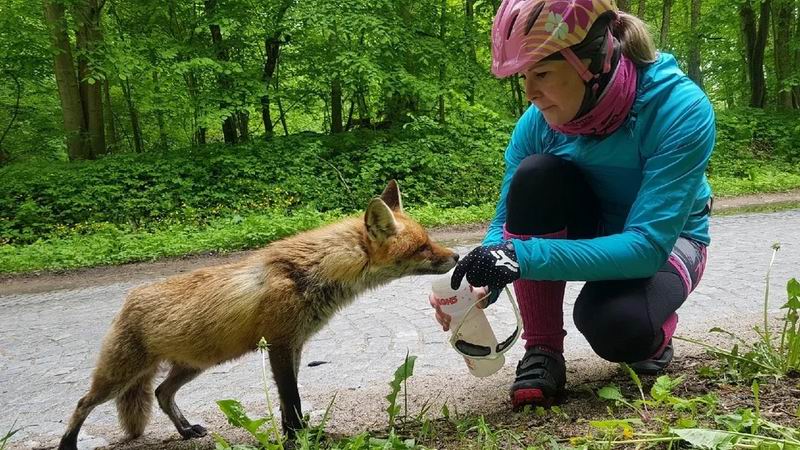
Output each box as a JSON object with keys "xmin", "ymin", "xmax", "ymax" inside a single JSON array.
[{"xmin": 522, "ymin": 59, "xmax": 587, "ymax": 125}]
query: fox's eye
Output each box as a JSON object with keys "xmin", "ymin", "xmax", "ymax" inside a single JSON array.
[{"xmin": 417, "ymin": 243, "xmax": 431, "ymax": 255}]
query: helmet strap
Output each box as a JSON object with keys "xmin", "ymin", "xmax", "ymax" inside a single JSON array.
[{"xmin": 559, "ymin": 29, "xmax": 619, "ymax": 120}]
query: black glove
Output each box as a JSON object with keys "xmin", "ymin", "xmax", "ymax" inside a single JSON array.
[{"xmin": 451, "ymin": 241, "xmax": 520, "ymax": 296}]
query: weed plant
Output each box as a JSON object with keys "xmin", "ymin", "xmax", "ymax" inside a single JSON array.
[{"xmin": 677, "ymin": 244, "xmax": 800, "ymax": 381}]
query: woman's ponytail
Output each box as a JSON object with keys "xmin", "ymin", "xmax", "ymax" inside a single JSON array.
[{"xmin": 612, "ymin": 12, "xmax": 657, "ymax": 66}]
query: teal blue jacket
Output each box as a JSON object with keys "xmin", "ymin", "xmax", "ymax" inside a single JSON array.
[{"xmin": 484, "ymin": 53, "xmax": 715, "ymax": 281}]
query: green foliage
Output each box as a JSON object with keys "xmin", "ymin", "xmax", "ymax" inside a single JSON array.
[
  {"xmin": 0, "ymin": 122, "xmax": 508, "ymax": 246},
  {"xmin": 710, "ymin": 108, "xmax": 800, "ymax": 183},
  {"xmin": 582, "ymin": 371, "xmax": 800, "ymax": 449},
  {"xmin": 386, "ymin": 353, "xmax": 417, "ymax": 430},
  {"xmin": 215, "ymin": 399, "xmax": 278, "ymax": 449}
]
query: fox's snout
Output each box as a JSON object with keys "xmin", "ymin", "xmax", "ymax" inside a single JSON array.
[{"xmin": 428, "ymin": 247, "xmax": 459, "ymax": 274}]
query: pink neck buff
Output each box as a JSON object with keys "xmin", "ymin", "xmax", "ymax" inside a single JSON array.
[{"xmin": 550, "ymin": 53, "xmax": 638, "ymax": 137}]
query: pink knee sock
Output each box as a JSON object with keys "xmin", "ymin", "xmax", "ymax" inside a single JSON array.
[
  {"xmin": 654, "ymin": 312, "xmax": 679, "ymax": 357},
  {"xmin": 503, "ymin": 226, "xmax": 567, "ymax": 353}
]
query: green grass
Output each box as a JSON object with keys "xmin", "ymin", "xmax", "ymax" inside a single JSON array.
[{"xmin": 710, "ymin": 170, "xmax": 800, "ymax": 197}]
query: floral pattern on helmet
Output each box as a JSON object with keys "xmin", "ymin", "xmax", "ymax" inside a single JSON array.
[
  {"xmin": 547, "ymin": 0, "xmax": 597, "ymax": 38},
  {"xmin": 545, "ymin": 12, "xmax": 569, "ymax": 39}
]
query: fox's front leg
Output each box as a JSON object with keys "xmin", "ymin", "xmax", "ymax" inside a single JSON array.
[{"xmin": 268, "ymin": 344, "xmax": 305, "ymax": 439}]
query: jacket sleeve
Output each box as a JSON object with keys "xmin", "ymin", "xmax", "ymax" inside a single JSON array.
[
  {"xmin": 483, "ymin": 108, "xmax": 540, "ymax": 245},
  {"xmin": 512, "ymin": 96, "xmax": 716, "ymax": 281}
]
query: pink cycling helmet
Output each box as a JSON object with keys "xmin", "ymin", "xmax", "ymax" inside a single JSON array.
[{"xmin": 492, "ymin": 0, "xmax": 618, "ymax": 78}]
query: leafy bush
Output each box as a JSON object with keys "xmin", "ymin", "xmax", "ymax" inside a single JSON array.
[
  {"xmin": 0, "ymin": 121, "xmax": 510, "ymax": 245},
  {"xmin": 710, "ymin": 108, "xmax": 800, "ymax": 179}
]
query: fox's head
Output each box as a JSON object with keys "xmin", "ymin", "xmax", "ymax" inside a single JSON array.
[{"xmin": 364, "ymin": 180, "xmax": 459, "ymax": 276}]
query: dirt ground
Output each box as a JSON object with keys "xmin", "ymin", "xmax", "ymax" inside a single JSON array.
[{"xmin": 48, "ymin": 352, "xmax": 799, "ymax": 450}]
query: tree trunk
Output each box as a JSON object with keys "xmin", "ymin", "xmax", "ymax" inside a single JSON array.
[
  {"xmin": 237, "ymin": 111, "xmax": 249, "ymax": 141},
  {"xmin": 772, "ymin": 0, "xmax": 794, "ymax": 109},
  {"xmin": 184, "ymin": 72, "xmax": 206, "ymax": 146},
  {"xmin": 385, "ymin": 0, "xmax": 419, "ymax": 125},
  {"xmin": 510, "ymin": 76, "xmax": 525, "ymax": 117},
  {"xmin": 121, "ymin": 80, "xmax": 143, "ymax": 153},
  {"xmin": 152, "ymin": 72, "xmax": 168, "ymax": 149},
  {"xmin": 261, "ymin": 36, "xmax": 281, "ymax": 138},
  {"xmin": 794, "ymin": 0, "xmax": 800, "ymax": 108},
  {"xmin": 618, "ymin": 0, "xmax": 630, "ymax": 12},
  {"xmin": 42, "ymin": 0, "xmax": 88, "ymax": 160},
  {"xmin": 438, "ymin": 0, "xmax": 447, "ymax": 123},
  {"xmin": 0, "ymin": 71, "xmax": 21, "ymax": 163},
  {"xmin": 660, "ymin": 0, "xmax": 674, "ymax": 49},
  {"xmin": 205, "ymin": 0, "xmax": 239, "ymax": 144},
  {"xmin": 638, "ymin": 0, "xmax": 647, "ymax": 18},
  {"xmin": 465, "ymin": 0, "xmax": 477, "ymax": 105},
  {"xmin": 740, "ymin": 0, "xmax": 772, "ymax": 108},
  {"xmin": 687, "ymin": 0, "xmax": 704, "ymax": 89},
  {"xmin": 103, "ymin": 79, "xmax": 117, "ymax": 152},
  {"xmin": 74, "ymin": 0, "xmax": 106, "ymax": 158},
  {"xmin": 276, "ymin": 93, "xmax": 288, "ymax": 136},
  {"xmin": 357, "ymin": 90, "xmax": 369, "ymax": 125},
  {"xmin": 330, "ymin": 78, "xmax": 343, "ymax": 134}
]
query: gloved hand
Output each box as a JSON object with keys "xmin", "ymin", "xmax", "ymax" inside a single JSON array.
[{"xmin": 450, "ymin": 241, "xmax": 520, "ymax": 293}]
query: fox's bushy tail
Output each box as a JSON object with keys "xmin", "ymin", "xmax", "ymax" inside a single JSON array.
[{"xmin": 115, "ymin": 366, "xmax": 157, "ymax": 438}]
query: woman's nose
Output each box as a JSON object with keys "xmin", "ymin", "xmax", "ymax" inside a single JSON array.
[{"xmin": 524, "ymin": 78, "xmax": 539, "ymax": 103}]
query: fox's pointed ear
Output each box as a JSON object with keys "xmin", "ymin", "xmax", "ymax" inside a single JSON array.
[
  {"xmin": 365, "ymin": 198, "xmax": 398, "ymax": 242},
  {"xmin": 380, "ymin": 180, "xmax": 403, "ymax": 212}
]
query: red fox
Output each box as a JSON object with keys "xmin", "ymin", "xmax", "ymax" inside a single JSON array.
[{"xmin": 58, "ymin": 180, "xmax": 459, "ymax": 450}]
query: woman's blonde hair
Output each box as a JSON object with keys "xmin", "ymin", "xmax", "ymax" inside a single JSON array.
[{"xmin": 612, "ymin": 12, "xmax": 657, "ymax": 66}]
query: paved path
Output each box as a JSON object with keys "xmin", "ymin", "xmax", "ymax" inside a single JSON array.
[{"xmin": 1, "ymin": 210, "xmax": 799, "ymax": 449}]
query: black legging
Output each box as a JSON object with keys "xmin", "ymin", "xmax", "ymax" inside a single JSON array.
[{"xmin": 505, "ymin": 154, "xmax": 706, "ymax": 362}]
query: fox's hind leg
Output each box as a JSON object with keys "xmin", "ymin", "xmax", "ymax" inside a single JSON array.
[
  {"xmin": 155, "ymin": 363, "xmax": 206, "ymax": 439},
  {"xmin": 58, "ymin": 375, "xmax": 117, "ymax": 450},
  {"xmin": 60, "ymin": 329, "xmax": 157, "ymax": 450}
]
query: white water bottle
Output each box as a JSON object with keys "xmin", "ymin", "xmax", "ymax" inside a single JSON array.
[{"xmin": 431, "ymin": 275, "xmax": 505, "ymax": 377}]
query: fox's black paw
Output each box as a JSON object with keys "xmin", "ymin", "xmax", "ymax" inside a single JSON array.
[{"xmin": 179, "ymin": 424, "xmax": 207, "ymax": 439}]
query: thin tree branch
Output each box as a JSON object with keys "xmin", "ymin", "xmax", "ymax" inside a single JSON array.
[{"xmin": 0, "ymin": 71, "xmax": 22, "ymax": 155}]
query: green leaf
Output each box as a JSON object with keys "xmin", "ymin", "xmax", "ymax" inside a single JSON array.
[
  {"xmin": 651, "ymin": 375, "xmax": 684, "ymax": 401},
  {"xmin": 672, "ymin": 428, "xmax": 738, "ymax": 450},
  {"xmin": 212, "ymin": 432, "xmax": 232, "ymax": 449},
  {"xmin": 620, "ymin": 363, "xmax": 642, "ymax": 391},
  {"xmin": 590, "ymin": 418, "xmax": 641, "ymax": 431},
  {"xmin": 788, "ymin": 278, "xmax": 800, "ymax": 298},
  {"xmin": 216, "ymin": 399, "xmax": 268, "ymax": 437},
  {"xmin": 597, "ymin": 385, "xmax": 624, "ymax": 401},
  {"xmin": 675, "ymin": 417, "xmax": 698, "ymax": 428},
  {"xmin": 386, "ymin": 354, "xmax": 417, "ymax": 427}
]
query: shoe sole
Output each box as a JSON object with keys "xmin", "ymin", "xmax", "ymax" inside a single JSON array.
[{"xmin": 511, "ymin": 388, "xmax": 555, "ymax": 409}]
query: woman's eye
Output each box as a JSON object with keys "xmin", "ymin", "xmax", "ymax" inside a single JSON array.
[{"xmin": 535, "ymin": 72, "xmax": 548, "ymax": 79}]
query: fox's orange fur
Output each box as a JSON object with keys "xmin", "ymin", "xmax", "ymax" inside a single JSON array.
[{"xmin": 58, "ymin": 181, "xmax": 458, "ymax": 450}]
